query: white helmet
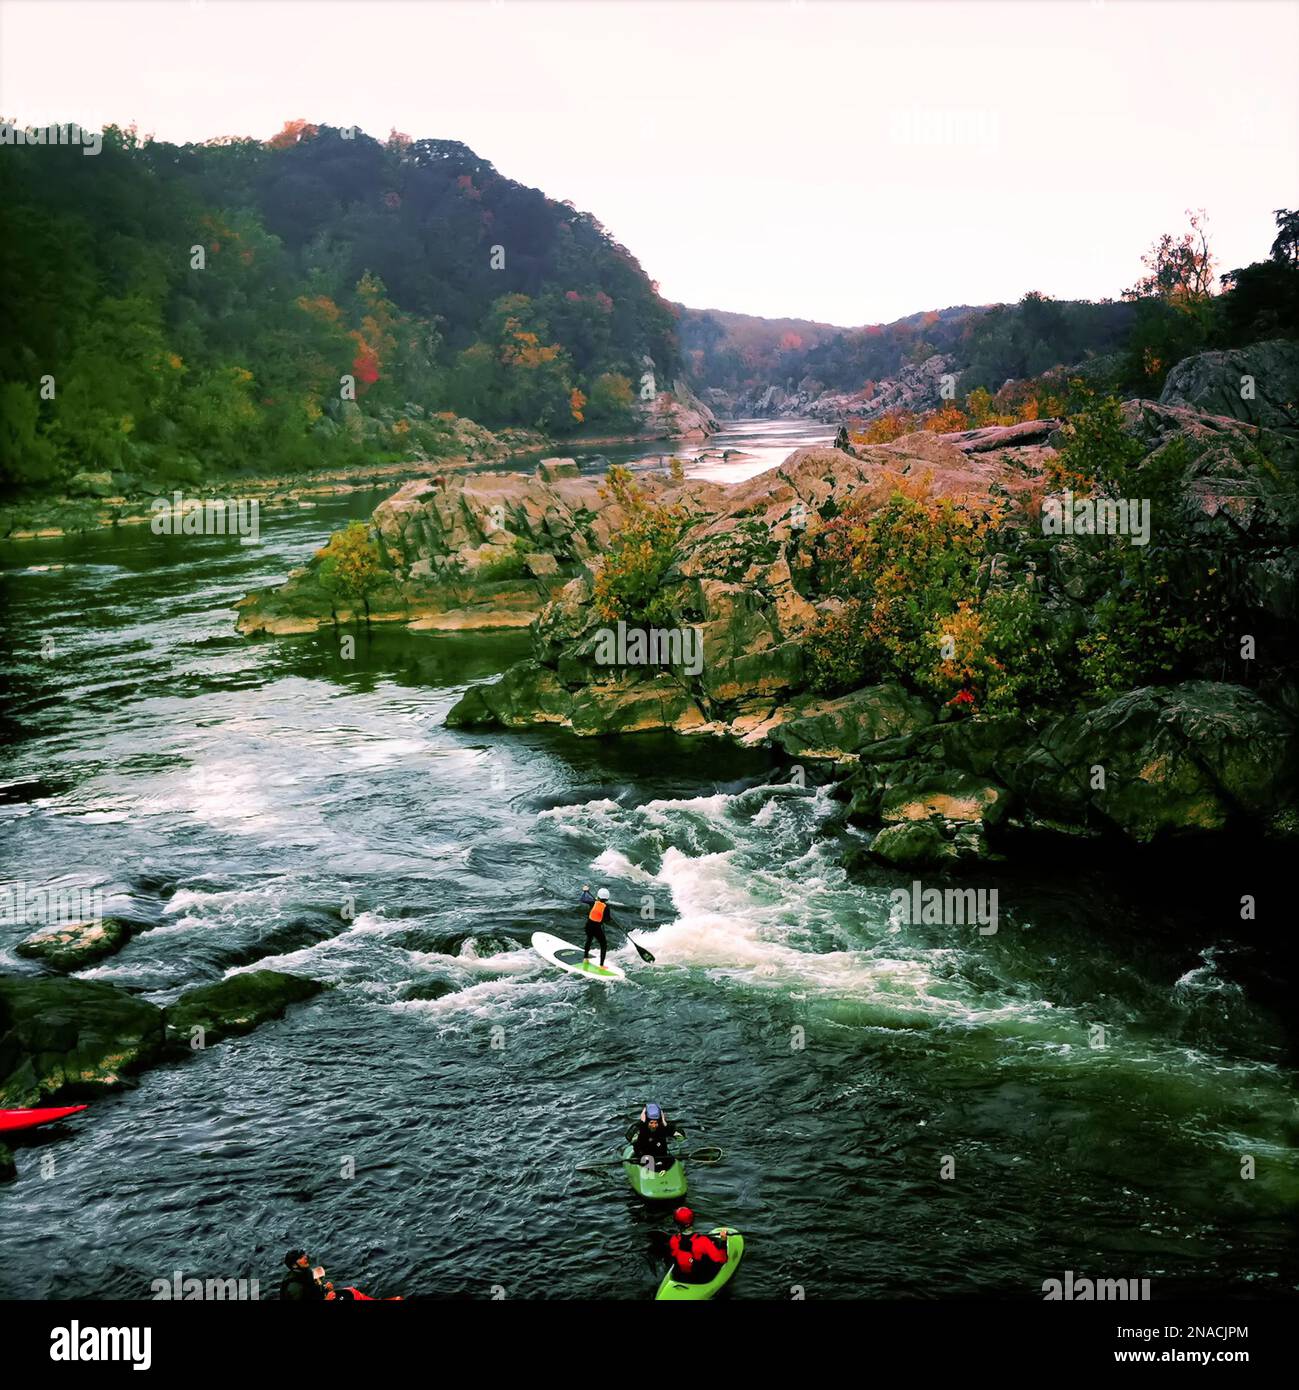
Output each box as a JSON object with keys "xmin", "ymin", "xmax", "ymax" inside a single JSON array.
[{"xmin": 597, "ymin": 888, "xmax": 610, "ymax": 901}]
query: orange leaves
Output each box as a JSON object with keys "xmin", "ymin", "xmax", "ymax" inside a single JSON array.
[
  {"xmin": 296, "ymin": 294, "xmax": 343, "ymax": 324},
  {"xmin": 499, "ymin": 317, "xmax": 562, "ymax": 368},
  {"xmin": 267, "ymin": 119, "xmax": 319, "ymax": 150},
  {"xmin": 854, "ymin": 409, "xmax": 918, "ymax": 444},
  {"xmin": 569, "ymin": 387, "xmax": 587, "ymax": 423},
  {"xmin": 922, "ymin": 405, "xmax": 969, "ymax": 434}
]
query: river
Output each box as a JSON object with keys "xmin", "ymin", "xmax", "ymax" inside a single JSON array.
[{"xmin": 0, "ymin": 420, "xmax": 1295, "ymax": 1300}]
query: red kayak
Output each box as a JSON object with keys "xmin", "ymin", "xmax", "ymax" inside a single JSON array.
[{"xmin": 0, "ymin": 1105, "xmax": 88, "ymax": 1134}]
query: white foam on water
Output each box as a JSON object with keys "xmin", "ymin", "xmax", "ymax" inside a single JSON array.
[{"xmin": 590, "ymin": 848, "xmax": 656, "ymax": 884}]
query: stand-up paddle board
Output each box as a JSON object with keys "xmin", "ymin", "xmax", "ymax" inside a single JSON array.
[{"xmin": 531, "ymin": 932, "xmax": 627, "ymax": 983}]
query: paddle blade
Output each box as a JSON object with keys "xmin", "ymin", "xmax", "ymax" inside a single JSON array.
[{"xmin": 629, "ymin": 935, "xmax": 655, "ymax": 963}]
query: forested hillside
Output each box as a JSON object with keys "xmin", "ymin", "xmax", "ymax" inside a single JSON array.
[
  {"xmin": 0, "ymin": 121, "xmax": 683, "ymax": 494},
  {"xmin": 679, "ymin": 210, "xmax": 1299, "ymax": 411}
]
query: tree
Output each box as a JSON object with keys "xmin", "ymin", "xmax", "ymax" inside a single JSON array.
[
  {"xmin": 1269, "ymin": 208, "xmax": 1299, "ymax": 266},
  {"xmin": 1124, "ymin": 210, "xmax": 1216, "ymax": 306},
  {"xmin": 317, "ymin": 521, "xmax": 386, "ymax": 622}
]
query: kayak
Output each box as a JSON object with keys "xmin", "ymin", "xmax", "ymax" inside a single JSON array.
[
  {"xmin": 0, "ymin": 1105, "xmax": 88, "ymax": 1134},
  {"xmin": 656, "ymin": 1228, "xmax": 744, "ymax": 1301},
  {"xmin": 531, "ymin": 931, "xmax": 626, "ymax": 983},
  {"xmin": 621, "ymin": 1144, "xmax": 687, "ymax": 1200}
]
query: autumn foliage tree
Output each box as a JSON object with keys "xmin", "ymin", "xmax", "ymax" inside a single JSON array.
[{"xmin": 317, "ymin": 521, "xmax": 386, "ymax": 622}]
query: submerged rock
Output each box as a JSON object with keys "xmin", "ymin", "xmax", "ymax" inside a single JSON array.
[
  {"xmin": 164, "ymin": 970, "xmax": 324, "ymax": 1051},
  {"xmin": 398, "ymin": 978, "xmax": 459, "ymax": 1002},
  {"xmin": 0, "ymin": 1143, "xmax": 14, "ymax": 1183},
  {"xmin": 0, "ymin": 976, "xmax": 167, "ymax": 1107}
]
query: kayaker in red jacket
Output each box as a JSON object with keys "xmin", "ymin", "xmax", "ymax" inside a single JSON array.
[
  {"xmin": 579, "ymin": 884, "xmax": 616, "ymax": 967},
  {"xmin": 669, "ymin": 1207, "xmax": 729, "ymax": 1283}
]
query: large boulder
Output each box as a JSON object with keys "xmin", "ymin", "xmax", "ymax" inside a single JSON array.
[
  {"xmin": 1004, "ymin": 682, "xmax": 1296, "ymax": 841},
  {"xmin": 0, "ymin": 976, "xmax": 167, "ymax": 1107},
  {"xmin": 1159, "ymin": 341, "xmax": 1299, "ymax": 432},
  {"xmin": 769, "ymin": 685, "xmax": 934, "ymax": 759}
]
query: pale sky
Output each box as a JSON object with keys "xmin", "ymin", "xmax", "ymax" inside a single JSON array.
[{"xmin": 2, "ymin": 0, "xmax": 1296, "ymax": 324}]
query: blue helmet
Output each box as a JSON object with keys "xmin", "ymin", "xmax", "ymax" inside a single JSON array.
[{"xmin": 645, "ymin": 1102, "xmax": 663, "ymax": 1122}]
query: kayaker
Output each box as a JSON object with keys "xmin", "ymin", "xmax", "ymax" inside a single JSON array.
[
  {"xmin": 631, "ymin": 1102, "xmax": 682, "ymax": 1171},
  {"xmin": 668, "ymin": 1207, "xmax": 729, "ymax": 1284},
  {"xmin": 579, "ymin": 884, "xmax": 616, "ymax": 968},
  {"xmin": 279, "ymin": 1249, "xmax": 327, "ymax": 1301}
]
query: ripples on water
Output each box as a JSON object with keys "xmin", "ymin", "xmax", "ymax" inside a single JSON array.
[{"xmin": 0, "ymin": 451, "xmax": 1295, "ymax": 1300}]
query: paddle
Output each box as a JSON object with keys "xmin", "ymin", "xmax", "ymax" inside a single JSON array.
[{"xmin": 575, "ymin": 1145, "xmax": 723, "ymax": 1173}]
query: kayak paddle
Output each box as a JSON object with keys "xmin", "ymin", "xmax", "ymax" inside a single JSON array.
[{"xmin": 576, "ymin": 1144, "xmax": 721, "ymax": 1174}]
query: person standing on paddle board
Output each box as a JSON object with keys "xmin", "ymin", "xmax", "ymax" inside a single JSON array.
[{"xmin": 579, "ymin": 884, "xmax": 616, "ymax": 967}]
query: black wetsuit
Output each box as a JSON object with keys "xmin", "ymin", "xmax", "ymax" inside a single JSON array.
[
  {"xmin": 580, "ymin": 892, "xmax": 614, "ymax": 966},
  {"xmin": 631, "ymin": 1117, "xmax": 677, "ymax": 1171},
  {"xmin": 279, "ymin": 1266, "xmax": 325, "ymax": 1301}
]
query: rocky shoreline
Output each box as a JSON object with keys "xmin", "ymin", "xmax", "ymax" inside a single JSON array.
[{"xmin": 0, "ymin": 374, "xmax": 718, "ymax": 544}]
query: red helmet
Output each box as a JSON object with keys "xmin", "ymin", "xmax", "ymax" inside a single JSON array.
[{"xmin": 673, "ymin": 1206, "xmax": 693, "ymax": 1226}]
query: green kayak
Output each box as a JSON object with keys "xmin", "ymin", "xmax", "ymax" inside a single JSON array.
[
  {"xmin": 656, "ymin": 1227, "xmax": 744, "ymax": 1301},
  {"xmin": 621, "ymin": 1144, "xmax": 687, "ymax": 1200}
]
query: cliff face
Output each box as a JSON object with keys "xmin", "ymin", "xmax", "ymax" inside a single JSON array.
[
  {"xmin": 1159, "ymin": 339, "xmax": 1299, "ymax": 432},
  {"xmin": 719, "ymin": 353, "xmax": 959, "ymax": 422},
  {"xmin": 636, "ymin": 374, "xmax": 719, "ymax": 439}
]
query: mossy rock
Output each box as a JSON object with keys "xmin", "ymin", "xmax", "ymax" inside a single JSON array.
[
  {"xmin": 0, "ymin": 976, "xmax": 167, "ymax": 1107},
  {"xmin": 165, "ymin": 970, "xmax": 324, "ymax": 1051},
  {"xmin": 15, "ymin": 918, "xmax": 134, "ymax": 972},
  {"xmin": 868, "ymin": 821, "xmax": 956, "ymax": 871}
]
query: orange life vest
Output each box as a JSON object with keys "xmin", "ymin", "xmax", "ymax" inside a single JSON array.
[{"xmin": 588, "ymin": 899, "xmax": 607, "ymax": 923}]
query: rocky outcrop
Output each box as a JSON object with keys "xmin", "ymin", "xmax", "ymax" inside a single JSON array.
[
  {"xmin": 0, "ymin": 976, "xmax": 167, "ymax": 1108},
  {"xmin": 827, "ymin": 681, "xmax": 1298, "ymax": 869},
  {"xmin": 998, "ymin": 681, "xmax": 1297, "ymax": 841},
  {"xmin": 235, "ymin": 464, "xmax": 715, "ymax": 636},
  {"xmin": 164, "ymin": 971, "xmax": 325, "ymax": 1051},
  {"xmin": 1159, "ymin": 341, "xmax": 1299, "ymax": 433},
  {"xmin": 447, "ymin": 425, "xmax": 1059, "ymax": 740},
  {"xmin": 439, "ymin": 400, "xmax": 1297, "ymax": 855},
  {"xmin": 15, "ymin": 918, "xmax": 136, "ymax": 972},
  {"xmin": 638, "ymin": 375, "xmax": 718, "ymax": 439},
  {"xmin": 731, "ymin": 354, "xmax": 960, "ymax": 423}
]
